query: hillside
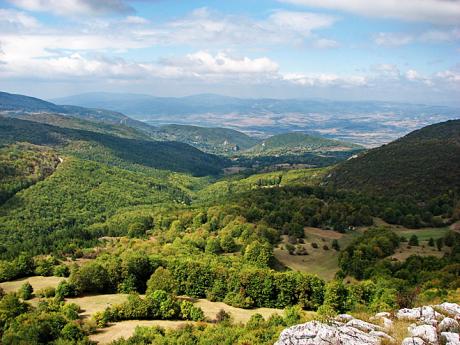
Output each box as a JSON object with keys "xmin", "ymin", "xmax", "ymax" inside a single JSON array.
[
  {"xmin": 157, "ymin": 124, "xmax": 260, "ymax": 154},
  {"xmin": 245, "ymin": 132, "xmax": 361, "ymax": 156},
  {"xmin": 326, "ymin": 119, "xmax": 460, "ymax": 199},
  {"xmin": 0, "ymin": 117, "xmax": 227, "ymax": 176},
  {"xmin": 0, "ymin": 143, "xmax": 61, "ymax": 204},
  {"xmin": 0, "ymin": 91, "xmax": 155, "ymax": 135}
]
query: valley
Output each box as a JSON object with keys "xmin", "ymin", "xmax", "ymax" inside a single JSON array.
[{"xmin": 0, "ymin": 91, "xmax": 459, "ymax": 345}]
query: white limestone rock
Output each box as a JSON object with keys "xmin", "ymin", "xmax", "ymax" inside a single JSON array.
[
  {"xmin": 397, "ymin": 306, "xmax": 444, "ymax": 324},
  {"xmin": 335, "ymin": 314, "xmax": 354, "ymax": 323},
  {"xmin": 274, "ymin": 320, "xmax": 382, "ymax": 345},
  {"xmin": 437, "ymin": 303, "xmax": 460, "ymax": 319},
  {"xmin": 440, "ymin": 332, "xmax": 460, "ymax": 345},
  {"xmin": 346, "ymin": 319, "xmax": 384, "ymax": 333},
  {"xmin": 438, "ymin": 317, "xmax": 460, "ymax": 333},
  {"xmin": 409, "ymin": 324, "xmax": 438, "ymax": 344},
  {"xmin": 401, "ymin": 337, "xmax": 426, "ymax": 345}
]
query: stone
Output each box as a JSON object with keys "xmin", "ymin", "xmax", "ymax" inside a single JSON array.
[
  {"xmin": 440, "ymin": 332, "xmax": 460, "ymax": 345},
  {"xmin": 437, "ymin": 303, "xmax": 460, "ymax": 319},
  {"xmin": 375, "ymin": 312, "xmax": 391, "ymax": 319},
  {"xmin": 274, "ymin": 320, "xmax": 382, "ymax": 345},
  {"xmin": 438, "ymin": 317, "xmax": 460, "ymax": 333},
  {"xmin": 383, "ymin": 317, "xmax": 394, "ymax": 330},
  {"xmin": 409, "ymin": 325, "xmax": 438, "ymax": 344},
  {"xmin": 346, "ymin": 319, "xmax": 384, "ymax": 333},
  {"xmin": 397, "ymin": 306, "xmax": 443, "ymax": 324},
  {"xmin": 369, "ymin": 330, "xmax": 395, "ymax": 342},
  {"xmin": 401, "ymin": 337, "xmax": 426, "ymax": 345},
  {"xmin": 335, "ymin": 314, "xmax": 354, "ymax": 323}
]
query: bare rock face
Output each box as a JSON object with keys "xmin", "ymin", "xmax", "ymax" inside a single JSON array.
[{"xmin": 275, "ymin": 302, "xmax": 460, "ymax": 345}]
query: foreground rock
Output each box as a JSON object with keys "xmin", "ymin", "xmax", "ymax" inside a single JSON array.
[{"xmin": 275, "ymin": 302, "xmax": 460, "ymax": 345}]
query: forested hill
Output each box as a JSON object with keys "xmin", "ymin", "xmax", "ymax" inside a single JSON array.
[
  {"xmin": 0, "ymin": 91, "xmax": 155, "ymax": 135},
  {"xmin": 157, "ymin": 124, "xmax": 260, "ymax": 154},
  {"xmin": 0, "ymin": 117, "xmax": 227, "ymax": 176},
  {"xmin": 326, "ymin": 119, "xmax": 460, "ymax": 199},
  {"xmin": 246, "ymin": 132, "xmax": 361, "ymax": 155}
]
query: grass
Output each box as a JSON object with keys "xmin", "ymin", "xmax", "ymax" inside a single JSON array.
[
  {"xmin": 274, "ymin": 228, "xmax": 359, "ymax": 281},
  {"xmin": 89, "ymin": 320, "xmax": 191, "ymax": 344},
  {"xmin": 0, "ymin": 276, "xmax": 65, "ymax": 294},
  {"xmin": 72, "ymin": 294, "xmax": 287, "ymax": 344}
]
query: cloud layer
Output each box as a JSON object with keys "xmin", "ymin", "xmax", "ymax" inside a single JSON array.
[{"xmin": 280, "ymin": 0, "xmax": 460, "ymax": 24}]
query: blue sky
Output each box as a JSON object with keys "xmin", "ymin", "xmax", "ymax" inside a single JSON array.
[{"xmin": 0, "ymin": 0, "xmax": 459, "ymax": 105}]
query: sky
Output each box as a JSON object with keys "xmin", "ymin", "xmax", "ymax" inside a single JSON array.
[{"xmin": 0, "ymin": 0, "xmax": 459, "ymax": 105}]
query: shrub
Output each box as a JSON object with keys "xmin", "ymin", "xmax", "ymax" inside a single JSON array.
[
  {"xmin": 408, "ymin": 235, "xmax": 419, "ymax": 246},
  {"xmin": 55, "ymin": 281, "xmax": 77, "ymax": 299},
  {"xmin": 53, "ymin": 265, "xmax": 70, "ymax": 277},
  {"xmin": 19, "ymin": 282, "xmax": 33, "ymax": 300},
  {"xmin": 180, "ymin": 300, "xmax": 205, "ymax": 321},
  {"xmin": 62, "ymin": 303, "xmax": 80, "ymax": 320},
  {"xmin": 311, "ymin": 243, "xmax": 318, "ymax": 249},
  {"xmin": 36, "ymin": 287, "xmax": 56, "ymax": 298},
  {"xmin": 146, "ymin": 267, "xmax": 178, "ymax": 295},
  {"xmin": 224, "ymin": 291, "xmax": 254, "ymax": 308},
  {"xmin": 215, "ymin": 309, "xmax": 231, "ymax": 323}
]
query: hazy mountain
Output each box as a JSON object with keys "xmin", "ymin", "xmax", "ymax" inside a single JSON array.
[{"xmin": 53, "ymin": 92, "xmax": 460, "ymax": 147}]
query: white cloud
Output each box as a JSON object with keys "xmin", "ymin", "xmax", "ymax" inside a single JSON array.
[
  {"xmin": 436, "ymin": 69, "xmax": 460, "ymax": 83},
  {"xmin": 313, "ymin": 38, "xmax": 339, "ymax": 49},
  {"xmin": 375, "ymin": 28, "xmax": 460, "ymax": 46},
  {"xmin": 8, "ymin": 0, "xmax": 133, "ymax": 16},
  {"xmin": 279, "ymin": 0, "xmax": 460, "ymax": 25},
  {"xmin": 0, "ymin": 8, "xmax": 40, "ymax": 30},
  {"xmin": 283, "ymin": 73, "xmax": 367, "ymax": 87},
  {"xmin": 375, "ymin": 33, "xmax": 414, "ymax": 46}
]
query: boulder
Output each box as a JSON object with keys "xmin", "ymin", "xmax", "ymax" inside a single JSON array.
[
  {"xmin": 346, "ymin": 319, "xmax": 384, "ymax": 333},
  {"xmin": 335, "ymin": 314, "xmax": 354, "ymax": 323},
  {"xmin": 437, "ymin": 303, "xmax": 460, "ymax": 319},
  {"xmin": 275, "ymin": 321, "xmax": 382, "ymax": 345},
  {"xmin": 397, "ymin": 306, "xmax": 443, "ymax": 324},
  {"xmin": 401, "ymin": 337, "xmax": 426, "ymax": 345},
  {"xmin": 383, "ymin": 317, "xmax": 394, "ymax": 330},
  {"xmin": 409, "ymin": 325, "xmax": 438, "ymax": 344},
  {"xmin": 438, "ymin": 317, "xmax": 460, "ymax": 333},
  {"xmin": 440, "ymin": 332, "xmax": 460, "ymax": 345}
]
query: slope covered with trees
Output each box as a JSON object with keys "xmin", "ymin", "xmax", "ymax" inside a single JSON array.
[
  {"xmin": 246, "ymin": 132, "xmax": 361, "ymax": 156},
  {"xmin": 327, "ymin": 119, "xmax": 460, "ymax": 199}
]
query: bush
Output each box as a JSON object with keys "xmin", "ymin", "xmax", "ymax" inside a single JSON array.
[
  {"xmin": 146, "ymin": 267, "xmax": 178, "ymax": 295},
  {"xmin": 62, "ymin": 303, "xmax": 80, "ymax": 320},
  {"xmin": 332, "ymin": 239, "xmax": 340, "ymax": 251},
  {"xmin": 215, "ymin": 309, "xmax": 230, "ymax": 323},
  {"xmin": 55, "ymin": 281, "xmax": 77, "ymax": 299},
  {"xmin": 19, "ymin": 282, "xmax": 33, "ymax": 300},
  {"xmin": 36, "ymin": 287, "xmax": 56, "ymax": 298},
  {"xmin": 311, "ymin": 243, "xmax": 318, "ymax": 249},
  {"xmin": 60, "ymin": 322, "xmax": 85, "ymax": 341},
  {"xmin": 180, "ymin": 300, "xmax": 205, "ymax": 321},
  {"xmin": 409, "ymin": 235, "xmax": 419, "ymax": 246},
  {"xmin": 53, "ymin": 265, "xmax": 70, "ymax": 277},
  {"xmin": 224, "ymin": 291, "xmax": 254, "ymax": 308}
]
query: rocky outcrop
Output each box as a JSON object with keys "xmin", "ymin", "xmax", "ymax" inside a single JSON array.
[{"xmin": 275, "ymin": 302, "xmax": 460, "ymax": 345}]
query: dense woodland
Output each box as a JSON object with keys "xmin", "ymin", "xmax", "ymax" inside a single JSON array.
[{"xmin": 0, "ymin": 105, "xmax": 459, "ymax": 344}]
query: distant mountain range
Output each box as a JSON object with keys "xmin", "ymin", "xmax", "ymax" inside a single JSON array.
[
  {"xmin": 53, "ymin": 92, "xmax": 460, "ymax": 147},
  {"xmin": 1, "ymin": 91, "xmax": 361, "ymax": 158}
]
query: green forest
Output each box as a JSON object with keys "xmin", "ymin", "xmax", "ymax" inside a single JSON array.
[{"xmin": 0, "ymin": 111, "xmax": 459, "ymax": 345}]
